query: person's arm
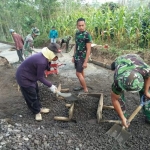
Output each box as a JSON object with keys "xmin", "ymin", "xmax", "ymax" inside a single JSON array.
[
  {"xmin": 36, "ymin": 64, "xmax": 52, "ymax": 87},
  {"xmin": 111, "ymin": 91, "xmax": 129, "ymax": 128},
  {"xmin": 83, "ymin": 33, "xmax": 92, "ymax": 68},
  {"xmin": 28, "ymin": 39, "xmax": 34, "ymax": 51},
  {"xmin": 144, "ymin": 77, "xmax": 150, "ymax": 98},
  {"xmin": 84, "ymin": 42, "xmax": 91, "ymax": 64},
  {"xmin": 21, "ymin": 37, "xmax": 24, "ymax": 45},
  {"xmin": 72, "ymin": 44, "xmax": 76, "ymax": 63},
  {"xmin": 49, "ymin": 30, "xmax": 52, "ymax": 38},
  {"xmin": 60, "ymin": 39, "xmax": 64, "ymax": 47}
]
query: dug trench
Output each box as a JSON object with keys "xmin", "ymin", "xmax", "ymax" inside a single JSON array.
[{"xmin": 0, "ymin": 45, "xmax": 150, "ymax": 150}]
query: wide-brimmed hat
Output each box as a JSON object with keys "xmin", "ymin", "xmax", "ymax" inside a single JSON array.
[{"xmin": 42, "ymin": 47, "xmax": 58, "ymax": 62}]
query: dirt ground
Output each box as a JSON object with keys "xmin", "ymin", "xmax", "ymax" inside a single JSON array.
[{"xmin": 0, "ymin": 45, "xmax": 150, "ymax": 150}]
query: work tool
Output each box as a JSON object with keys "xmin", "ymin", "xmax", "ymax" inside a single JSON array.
[
  {"xmin": 56, "ymin": 91, "xmax": 72, "ymax": 98},
  {"xmin": 106, "ymin": 96, "xmax": 150, "ymax": 145},
  {"xmin": 100, "ymin": 120, "xmax": 121, "ymax": 124},
  {"xmin": 64, "ymin": 94, "xmax": 81, "ymax": 102},
  {"xmin": 55, "ymin": 84, "xmax": 75, "ymax": 99}
]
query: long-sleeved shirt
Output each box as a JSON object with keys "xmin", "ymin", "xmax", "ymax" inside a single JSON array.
[
  {"xmin": 23, "ymin": 34, "xmax": 34, "ymax": 52},
  {"xmin": 12, "ymin": 33, "xmax": 24, "ymax": 50},
  {"xmin": 16, "ymin": 52, "xmax": 52, "ymax": 88}
]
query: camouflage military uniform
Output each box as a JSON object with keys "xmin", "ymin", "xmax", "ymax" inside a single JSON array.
[
  {"xmin": 74, "ymin": 31, "xmax": 92, "ymax": 72},
  {"xmin": 60, "ymin": 36, "xmax": 71, "ymax": 52},
  {"xmin": 74, "ymin": 31, "xmax": 92, "ymax": 61},
  {"xmin": 112, "ymin": 54, "xmax": 150, "ymax": 120},
  {"xmin": 23, "ymin": 34, "xmax": 34, "ymax": 59}
]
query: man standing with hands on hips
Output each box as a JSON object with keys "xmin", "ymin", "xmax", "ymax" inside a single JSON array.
[{"xmin": 72, "ymin": 18, "xmax": 92, "ymax": 93}]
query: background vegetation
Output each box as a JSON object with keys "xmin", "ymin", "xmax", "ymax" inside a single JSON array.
[{"xmin": 0, "ymin": 0, "xmax": 149, "ymax": 50}]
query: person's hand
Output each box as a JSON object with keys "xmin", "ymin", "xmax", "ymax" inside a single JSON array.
[
  {"xmin": 145, "ymin": 93, "xmax": 150, "ymax": 99},
  {"xmin": 72, "ymin": 57, "xmax": 74, "ymax": 63},
  {"xmin": 49, "ymin": 85, "xmax": 57, "ymax": 93},
  {"xmin": 122, "ymin": 117, "xmax": 130, "ymax": 128},
  {"xmin": 82, "ymin": 62, "xmax": 87, "ymax": 68}
]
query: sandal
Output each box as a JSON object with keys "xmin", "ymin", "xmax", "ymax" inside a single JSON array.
[{"xmin": 73, "ymin": 87, "xmax": 83, "ymax": 91}]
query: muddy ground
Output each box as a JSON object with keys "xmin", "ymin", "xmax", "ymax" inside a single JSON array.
[{"xmin": 0, "ymin": 44, "xmax": 150, "ymax": 150}]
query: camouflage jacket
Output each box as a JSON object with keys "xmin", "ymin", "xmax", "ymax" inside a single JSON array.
[
  {"xmin": 74, "ymin": 30, "xmax": 92, "ymax": 61},
  {"xmin": 112, "ymin": 54, "xmax": 150, "ymax": 95},
  {"xmin": 23, "ymin": 34, "xmax": 34, "ymax": 53},
  {"xmin": 63, "ymin": 36, "xmax": 70, "ymax": 43}
]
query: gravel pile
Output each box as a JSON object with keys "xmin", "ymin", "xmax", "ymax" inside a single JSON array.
[
  {"xmin": 1, "ymin": 63, "xmax": 150, "ymax": 150},
  {"xmin": 0, "ymin": 82, "xmax": 150, "ymax": 150}
]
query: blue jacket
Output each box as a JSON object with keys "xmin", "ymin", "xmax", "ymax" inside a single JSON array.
[{"xmin": 49, "ymin": 29, "xmax": 58, "ymax": 38}]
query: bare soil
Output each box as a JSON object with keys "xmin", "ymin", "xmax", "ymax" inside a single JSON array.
[{"xmin": 0, "ymin": 45, "xmax": 150, "ymax": 150}]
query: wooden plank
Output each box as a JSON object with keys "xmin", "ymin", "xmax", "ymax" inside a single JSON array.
[
  {"xmin": 103, "ymin": 105, "xmax": 114, "ymax": 109},
  {"xmin": 97, "ymin": 93, "xmax": 103, "ymax": 123},
  {"xmin": 65, "ymin": 104, "xmax": 72, "ymax": 107},
  {"xmin": 56, "ymin": 83, "xmax": 61, "ymax": 97},
  {"xmin": 69, "ymin": 103, "xmax": 74, "ymax": 119},
  {"xmin": 99, "ymin": 120, "xmax": 121, "ymax": 124},
  {"xmin": 54, "ymin": 116, "xmax": 70, "ymax": 121},
  {"xmin": 78, "ymin": 93, "xmax": 103, "ymax": 98},
  {"xmin": 61, "ymin": 88, "xmax": 69, "ymax": 92}
]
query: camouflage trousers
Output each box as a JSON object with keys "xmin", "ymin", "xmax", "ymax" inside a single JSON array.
[
  {"xmin": 23, "ymin": 50, "xmax": 32, "ymax": 59},
  {"xmin": 119, "ymin": 90, "xmax": 150, "ymax": 121}
]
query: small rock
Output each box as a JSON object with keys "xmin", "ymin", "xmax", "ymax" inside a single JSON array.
[
  {"xmin": 0, "ymin": 136, "xmax": 3, "ymax": 141},
  {"xmin": 1, "ymin": 141, "xmax": 6, "ymax": 145},
  {"xmin": 28, "ymin": 135, "xmax": 32, "ymax": 138},
  {"xmin": 7, "ymin": 128, "xmax": 12, "ymax": 132},
  {"xmin": 34, "ymin": 139, "xmax": 40, "ymax": 145},
  {"xmin": 23, "ymin": 137, "xmax": 29, "ymax": 141},
  {"xmin": 67, "ymin": 139, "xmax": 72, "ymax": 144},
  {"xmin": 13, "ymin": 129, "xmax": 21, "ymax": 133}
]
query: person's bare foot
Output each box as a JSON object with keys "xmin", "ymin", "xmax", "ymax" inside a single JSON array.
[{"xmin": 84, "ymin": 88, "xmax": 88, "ymax": 93}]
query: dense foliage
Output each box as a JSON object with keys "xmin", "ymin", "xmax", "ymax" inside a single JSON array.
[{"xmin": 0, "ymin": 0, "xmax": 149, "ymax": 49}]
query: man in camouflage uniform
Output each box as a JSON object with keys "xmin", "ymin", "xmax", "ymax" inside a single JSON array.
[
  {"xmin": 60, "ymin": 36, "xmax": 71, "ymax": 52},
  {"xmin": 23, "ymin": 27, "xmax": 40, "ymax": 59},
  {"xmin": 72, "ymin": 18, "xmax": 92, "ymax": 93},
  {"xmin": 111, "ymin": 54, "xmax": 150, "ymax": 128}
]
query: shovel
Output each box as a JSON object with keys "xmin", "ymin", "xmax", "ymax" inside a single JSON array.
[
  {"xmin": 106, "ymin": 96, "xmax": 150, "ymax": 145},
  {"xmin": 56, "ymin": 91, "xmax": 82, "ymax": 100},
  {"xmin": 56, "ymin": 91, "xmax": 72, "ymax": 98},
  {"xmin": 64, "ymin": 94, "xmax": 81, "ymax": 102}
]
